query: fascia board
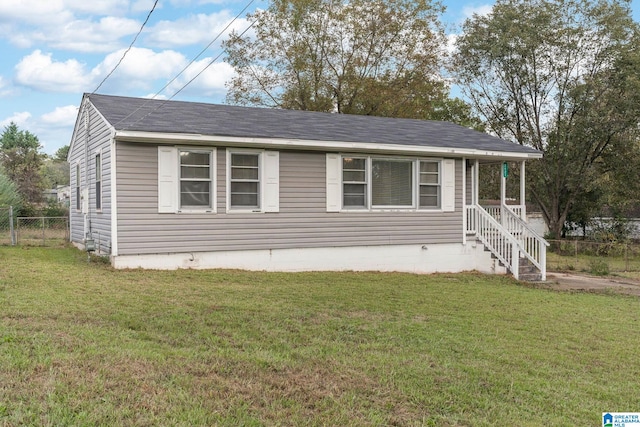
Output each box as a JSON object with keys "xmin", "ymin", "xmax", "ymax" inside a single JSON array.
[{"xmin": 114, "ymin": 130, "xmax": 543, "ymax": 160}]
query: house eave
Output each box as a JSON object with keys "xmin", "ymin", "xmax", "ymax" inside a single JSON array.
[{"xmin": 113, "ymin": 130, "xmax": 543, "ymax": 160}]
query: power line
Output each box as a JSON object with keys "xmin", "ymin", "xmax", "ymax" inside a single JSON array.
[
  {"xmin": 112, "ymin": 0, "xmax": 258, "ymax": 129},
  {"xmin": 116, "ymin": 18, "xmax": 258, "ymax": 131},
  {"xmin": 92, "ymin": 0, "xmax": 159, "ymax": 93},
  {"xmin": 149, "ymin": 0, "xmax": 256, "ymax": 100}
]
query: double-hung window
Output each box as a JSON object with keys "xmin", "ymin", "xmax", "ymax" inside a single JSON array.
[
  {"xmin": 326, "ymin": 154, "xmax": 454, "ymax": 212},
  {"xmin": 75, "ymin": 163, "xmax": 81, "ymax": 212},
  {"xmin": 226, "ymin": 150, "xmax": 280, "ymax": 213},
  {"xmin": 179, "ymin": 150, "xmax": 213, "ymax": 210},
  {"xmin": 419, "ymin": 161, "xmax": 440, "ymax": 208},
  {"xmin": 158, "ymin": 146, "xmax": 216, "ymax": 213},
  {"xmin": 95, "ymin": 152, "xmax": 102, "ymax": 211},
  {"xmin": 342, "ymin": 157, "xmax": 367, "ymax": 208},
  {"xmin": 230, "ymin": 153, "xmax": 260, "ymax": 209}
]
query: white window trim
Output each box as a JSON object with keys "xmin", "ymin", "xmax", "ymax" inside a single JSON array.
[
  {"xmin": 226, "ymin": 149, "xmax": 280, "ymax": 213},
  {"xmin": 157, "ymin": 146, "xmax": 217, "ymax": 214},
  {"xmin": 418, "ymin": 159, "xmax": 441, "ymax": 210},
  {"xmin": 331, "ymin": 154, "xmax": 454, "ymax": 213},
  {"xmin": 370, "ymin": 157, "xmax": 416, "ymax": 210},
  {"xmin": 341, "ymin": 155, "xmax": 369, "ymax": 211},
  {"xmin": 178, "ymin": 147, "xmax": 216, "ymax": 213},
  {"xmin": 95, "ymin": 149, "xmax": 102, "ymax": 213}
]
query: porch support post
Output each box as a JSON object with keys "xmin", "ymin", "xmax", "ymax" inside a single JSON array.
[
  {"xmin": 520, "ymin": 161, "xmax": 526, "ymax": 220},
  {"xmin": 474, "ymin": 159, "xmax": 479, "ymax": 205},
  {"xmin": 500, "ymin": 162, "xmax": 506, "ymax": 226},
  {"xmin": 462, "ymin": 158, "xmax": 466, "ymax": 245}
]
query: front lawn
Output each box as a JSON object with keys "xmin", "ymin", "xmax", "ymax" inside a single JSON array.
[{"xmin": 1, "ymin": 247, "xmax": 638, "ymax": 426}]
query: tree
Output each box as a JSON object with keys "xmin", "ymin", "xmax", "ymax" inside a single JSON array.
[
  {"xmin": 54, "ymin": 145, "xmax": 70, "ymax": 162},
  {"xmin": 0, "ymin": 168, "xmax": 21, "ymax": 208},
  {"xmin": 453, "ymin": 0, "xmax": 640, "ymax": 238},
  {"xmin": 224, "ymin": 0, "xmax": 475, "ymax": 123},
  {"xmin": 0, "ymin": 122, "xmax": 45, "ymax": 205},
  {"xmin": 41, "ymin": 157, "xmax": 70, "ymax": 189}
]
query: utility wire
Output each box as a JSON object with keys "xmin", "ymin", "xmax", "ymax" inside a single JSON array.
[
  {"xmin": 113, "ymin": 0, "xmax": 258, "ymax": 129},
  {"xmin": 149, "ymin": 0, "xmax": 256, "ymax": 100},
  {"xmin": 92, "ymin": 0, "xmax": 159, "ymax": 93},
  {"xmin": 117, "ymin": 18, "xmax": 258, "ymax": 131}
]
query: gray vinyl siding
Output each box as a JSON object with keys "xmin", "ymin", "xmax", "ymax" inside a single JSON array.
[
  {"xmin": 116, "ymin": 143, "xmax": 463, "ymax": 255},
  {"xmin": 68, "ymin": 101, "xmax": 113, "ymax": 253}
]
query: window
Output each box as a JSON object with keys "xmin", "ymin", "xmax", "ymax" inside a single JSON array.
[
  {"xmin": 372, "ymin": 159, "xmax": 413, "ymax": 207},
  {"xmin": 179, "ymin": 150, "xmax": 212, "ymax": 209},
  {"xmin": 342, "ymin": 157, "xmax": 367, "ymax": 208},
  {"xmin": 75, "ymin": 163, "xmax": 81, "ymax": 211},
  {"xmin": 419, "ymin": 161, "xmax": 440, "ymax": 208},
  {"xmin": 95, "ymin": 153, "xmax": 102, "ymax": 211},
  {"xmin": 326, "ymin": 155, "xmax": 455, "ymax": 212},
  {"xmin": 157, "ymin": 146, "xmax": 216, "ymax": 213},
  {"xmin": 230, "ymin": 153, "xmax": 260, "ymax": 208},
  {"xmin": 226, "ymin": 150, "xmax": 280, "ymax": 213}
]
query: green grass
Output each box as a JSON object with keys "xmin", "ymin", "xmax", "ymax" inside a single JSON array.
[{"xmin": 1, "ymin": 247, "xmax": 639, "ymax": 426}]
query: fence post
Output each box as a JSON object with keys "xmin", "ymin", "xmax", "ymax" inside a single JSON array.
[{"xmin": 9, "ymin": 206, "xmax": 15, "ymax": 246}]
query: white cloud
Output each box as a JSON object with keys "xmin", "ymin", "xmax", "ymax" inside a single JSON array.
[
  {"xmin": 41, "ymin": 105, "xmax": 79, "ymax": 127},
  {"xmin": 93, "ymin": 47, "xmax": 187, "ymax": 91},
  {"xmin": 0, "ymin": 111, "xmax": 32, "ymax": 128},
  {"xmin": 446, "ymin": 33, "xmax": 459, "ymax": 55},
  {"xmin": 47, "ymin": 17, "xmax": 141, "ymax": 53},
  {"xmin": 0, "ymin": 0, "xmax": 129, "ymax": 24},
  {"xmin": 0, "ymin": 76, "xmax": 14, "ymax": 97},
  {"xmin": 0, "ymin": 0, "xmax": 139, "ymax": 52},
  {"xmin": 15, "ymin": 50, "xmax": 94, "ymax": 93},
  {"xmin": 145, "ymin": 11, "xmax": 248, "ymax": 47},
  {"xmin": 166, "ymin": 59, "xmax": 235, "ymax": 97},
  {"xmin": 132, "ymin": 0, "xmax": 160, "ymax": 13},
  {"xmin": 462, "ymin": 4, "xmax": 493, "ymax": 19}
]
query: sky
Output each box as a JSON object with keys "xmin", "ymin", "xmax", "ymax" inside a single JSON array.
[{"xmin": 0, "ymin": 0, "xmax": 638, "ymax": 156}]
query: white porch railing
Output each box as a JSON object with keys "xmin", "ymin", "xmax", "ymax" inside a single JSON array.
[
  {"xmin": 466, "ymin": 205, "xmax": 549, "ymax": 281},
  {"xmin": 483, "ymin": 205, "xmax": 524, "ymax": 221},
  {"xmin": 466, "ymin": 205, "xmax": 521, "ymax": 279}
]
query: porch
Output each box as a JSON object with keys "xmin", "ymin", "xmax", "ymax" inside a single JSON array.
[{"xmin": 463, "ymin": 159, "xmax": 549, "ymax": 281}]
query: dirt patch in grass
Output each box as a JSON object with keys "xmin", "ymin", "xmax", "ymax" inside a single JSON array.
[{"xmin": 543, "ymin": 273, "xmax": 640, "ymax": 296}]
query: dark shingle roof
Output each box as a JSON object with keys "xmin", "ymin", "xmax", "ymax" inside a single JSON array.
[{"xmin": 87, "ymin": 93, "xmax": 540, "ymax": 156}]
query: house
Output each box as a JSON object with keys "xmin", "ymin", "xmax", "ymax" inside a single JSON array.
[{"xmin": 68, "ymin": 93, "xmax": 547, "ymax": 279}]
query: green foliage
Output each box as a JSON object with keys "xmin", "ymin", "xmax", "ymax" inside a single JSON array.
[
  {"xmin": 453, "ymin": 0, "xmax": 640, "ymax": 238},
  {"xmin": 40, "ymin": 158, "xmax": 70, "ymax": 188},
  {"xmin": 0, "ymin": 122, "xmax": 45, "ymax": 204},
  {"xmin": 224, "ymin": 0, "xmax": 480, "ymax": 125},
  {"xmin": 54, "ymin": 145, "xmax": 70, "ymax": 162},
  {"xmin": 0, "ymin": 168, "xmax": 22, "ymax": 208},
  {"xmin": 41, "ymin": 199, "xmax": 69, "ymax": 217},
  {"xmin": 588, "ymin": 259, "xmax": 610, "ymax": 276}
]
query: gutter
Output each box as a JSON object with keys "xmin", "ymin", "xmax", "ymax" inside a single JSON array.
[{"xmin": 113, "ymin": 130, "xmax": 543, "ymax": 161}]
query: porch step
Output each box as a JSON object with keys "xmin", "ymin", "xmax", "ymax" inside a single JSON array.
[{"xmin": 517, "ymin": 257, "xmax": 542, "ymax": 282}]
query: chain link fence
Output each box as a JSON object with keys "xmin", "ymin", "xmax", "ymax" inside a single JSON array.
[
  {"xmin": 0, "ymin": 206, "xmax": 15, "ymax": 245},
  {"xmin": 547, "ymin": 239, "xmax": 640, "ymax": 276},
  {"xmin": 15, "ymin": 217, "xmax": 69, "ymax": 247}
]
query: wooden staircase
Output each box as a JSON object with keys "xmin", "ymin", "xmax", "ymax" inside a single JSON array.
[{"xmin": 467, "ymin": 204, "xmax": 548, "ymax": 281}]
